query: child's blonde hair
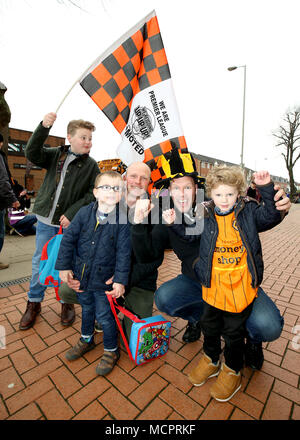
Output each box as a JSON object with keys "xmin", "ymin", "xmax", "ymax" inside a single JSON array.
[
  {"xmin": 205, "ymin": 165, "xmax": 247, "ymax": 197},
  {"xmin": 67, "ymin": 119, "xmax": 96, "ymax": 136},
  {"xmin": 94, "ymin": 171, "xmax": 123, "ymax": 188}
]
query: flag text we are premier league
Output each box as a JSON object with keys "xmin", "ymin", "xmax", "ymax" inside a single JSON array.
[{"xmin": 149, "ymin": 90, "xmax": 169, "ymax": 137}]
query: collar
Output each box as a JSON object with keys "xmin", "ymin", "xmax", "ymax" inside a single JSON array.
[
  {"xmin": 214, "ymin": 205, "xmax": 236, "ymax": 216},
  {"xmin": 93, "ymin": 201, "xmax": 119, "ymax": 219},
  {"xmin": 67, "ymin": 148, "xmax": 82, "ymax": 158},
  {"xmin": 60, "ymin": 145, "xmax": 88, "ymax": 159},
  {"xmin": 205, "ymin": 196, "xmax": 244, "ymax": 217}
]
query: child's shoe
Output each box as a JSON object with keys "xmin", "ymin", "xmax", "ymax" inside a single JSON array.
[
  {"xmin": 244, "ymin": 339, "xmax": 264, "ymax": 370},
  {"xmin": 182, "ymin": 320, "xmax": 201, "ymax": 343},
  {"xmin": 65, "ymin": 337, "xmax": 95, "ymax": 361},
  {"xmin": 210, "ymin": 363, "xmax": 241, "ymax": 402},
  {"xmin": 188, "ymin": 353, "xmax": 220, "ymax": 386},
  {"xmin": 96, "ymin": 349, "xmax": 120, "ymax": 376}
]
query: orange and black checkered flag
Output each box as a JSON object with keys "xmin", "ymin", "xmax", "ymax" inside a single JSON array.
[{"xmin": 79, "ymin": 10, "xmax": 188, "ymax": 187}]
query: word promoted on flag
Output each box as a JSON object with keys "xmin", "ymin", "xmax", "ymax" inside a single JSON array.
[{"xmin": 79, "ymin": 10, "xmax": 189, "ymax": 187}]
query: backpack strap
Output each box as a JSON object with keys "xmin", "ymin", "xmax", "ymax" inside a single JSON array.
[
  {"xmin": 54, "ymin": 284, "xmax": 61, "ymax": 301},
  {"xmin": 55, "ymin": 226, "xmax": 62, "ymax": 300},
  {"xmin": 107, "ymin": 294, "xmax": 145, "ymax": 364},
  {"xmin": 42, "ymin": 276, "xmax": 61, "ymax": 301}
]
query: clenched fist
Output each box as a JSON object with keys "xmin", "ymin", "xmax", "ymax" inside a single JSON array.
[{"xmin": 42, "ymin": 112, "xmax": 57, "ymax": 129}]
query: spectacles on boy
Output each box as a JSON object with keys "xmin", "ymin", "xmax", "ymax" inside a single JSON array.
[{"xmin": 96, "ymin": 185, "xmax": 123, "ymax": 193}]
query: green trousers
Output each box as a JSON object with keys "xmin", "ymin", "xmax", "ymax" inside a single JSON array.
[
  {"xmin": 58, "ymin": 283, "xmax": 155, "ymax": 341},
  {"xmin": 58, "ymin": 283, "xmax": 79, "ymax": 304},
  {"xmin": 123, "ymin": 286, "xmax": 154, "ymax": 341}
]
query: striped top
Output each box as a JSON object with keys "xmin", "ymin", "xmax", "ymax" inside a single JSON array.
[{"xmin": 202, "ymin": 211, "xmax": 257, "ymax": 313}]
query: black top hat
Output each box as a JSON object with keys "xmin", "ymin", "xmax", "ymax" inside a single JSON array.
[{"xmin": 153, "ymin": 146, "xmax": 204, "ymax": 189}]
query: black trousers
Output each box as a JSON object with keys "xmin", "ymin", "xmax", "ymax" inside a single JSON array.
[{"xmin": 201, "ymin": 301, "xmax": 254, "ymax": 373}]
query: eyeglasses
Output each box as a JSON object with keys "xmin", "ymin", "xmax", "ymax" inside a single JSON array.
[{"xmin": 96, "ymin": 185, "xmax": 123, "ymax": 192}]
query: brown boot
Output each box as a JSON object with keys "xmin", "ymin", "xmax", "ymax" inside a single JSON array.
[
  {"xmin": 19, "ymin": 301, "xmax": 41, "ymax": 330},
  {"xmin": 210, "ymin": 363, "xmax": 242, "ymax": 402},
  {"xmin": 0, "ymin": 262, "xmax": 9, "ymax": 270},
  {"xmin": 188, "ymin": 353, "xmax": 220, "ymax": 386},
  {"xmin": 61, "ymin": 303, "xmax": 75, "ymax": 326}
]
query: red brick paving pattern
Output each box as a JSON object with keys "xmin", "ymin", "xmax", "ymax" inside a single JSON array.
[{"xmin": 0, "ymin": 205, "xmax": 299, "ymax": 420}]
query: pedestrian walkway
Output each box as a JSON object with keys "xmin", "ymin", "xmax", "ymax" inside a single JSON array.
[{"xmin": 0, "ymin": 205, "xmax": 299, "ymax": 420}]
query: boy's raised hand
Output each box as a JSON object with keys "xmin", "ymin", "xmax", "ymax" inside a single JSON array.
[
  {"xmin": 42, "ymin": 112, "xmax": 57, "ymax": 128},
  {"xmin": 253, "ymin": 171, "xmax": 271, "ymax": 186}
]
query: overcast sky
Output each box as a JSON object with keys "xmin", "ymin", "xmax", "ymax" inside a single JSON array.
[{"xmin": 1, "ymin": 0, "xmax": 300, "ymax": 181}]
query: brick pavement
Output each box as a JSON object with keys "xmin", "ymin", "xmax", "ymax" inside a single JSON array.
[{"xmin": 0, "ymin": 205, "xmax": 299, "ymax": 420}]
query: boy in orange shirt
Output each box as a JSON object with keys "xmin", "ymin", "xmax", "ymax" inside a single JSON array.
[{"xmin": 163, "ymin": 166, "xmax": 284, "ymax": 402}]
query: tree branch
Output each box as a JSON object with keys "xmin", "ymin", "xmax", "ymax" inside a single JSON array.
[{"xmin": 273, "ymin": 109, "xmax": 300, "ymax": 196}]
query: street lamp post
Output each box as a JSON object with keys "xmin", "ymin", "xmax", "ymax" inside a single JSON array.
[{"xmin": 228, "ymin": 65, "xmax": 247, "ymax": 168}]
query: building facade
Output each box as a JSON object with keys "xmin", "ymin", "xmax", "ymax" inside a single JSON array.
[
  {"xmin": 6, "ymin": 128, "xmax": 298, "ymax": 194},
  {"xmin": 192, "ymin": 152, "xmax": 294, "ymax": 191}
]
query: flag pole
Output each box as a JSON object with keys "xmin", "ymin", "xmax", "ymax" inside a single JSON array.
[
  {"xmin": 55, "ymin": 52, "xmax": 107, "ymax": 113},
  {"xmin": 55, "ymin": 78, "xmax": 80, "ymax": 113},
  {"xmin": 55, "ymin": 53, "xmax": 105, "ymax": 113}
]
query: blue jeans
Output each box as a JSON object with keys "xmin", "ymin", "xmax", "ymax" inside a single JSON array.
[
  {"xmin": 14, "ymin": 214, "xmax": 37, "ymax": 235},
  {"xmin": 28, "ymin": 220, "xmax": 61, "ymax": 302},
  {"xmin": 0, "ymin": 209, "xmax": 5, "ymax": 254},
  {"xmin": 77, "ymin": 290, "xmax": 118, "ymax": 351},
  {"xmin": 154, "ymin": 274, "xmax": 284, "ymax": 344}
]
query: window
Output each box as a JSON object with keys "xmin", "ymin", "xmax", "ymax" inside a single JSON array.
[{"xmin": 8, "ymin": 141, "xmax": 26, "ymax": 154}]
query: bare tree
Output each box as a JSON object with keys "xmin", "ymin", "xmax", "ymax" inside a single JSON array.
[{"xmin": 273, "ymin": 109, "xmax": 300, "ymax": 202}]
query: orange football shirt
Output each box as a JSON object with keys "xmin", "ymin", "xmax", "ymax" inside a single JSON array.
[{"xmin": 202, "ymin": 211, "xmax": 258, "ymax": 313}]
